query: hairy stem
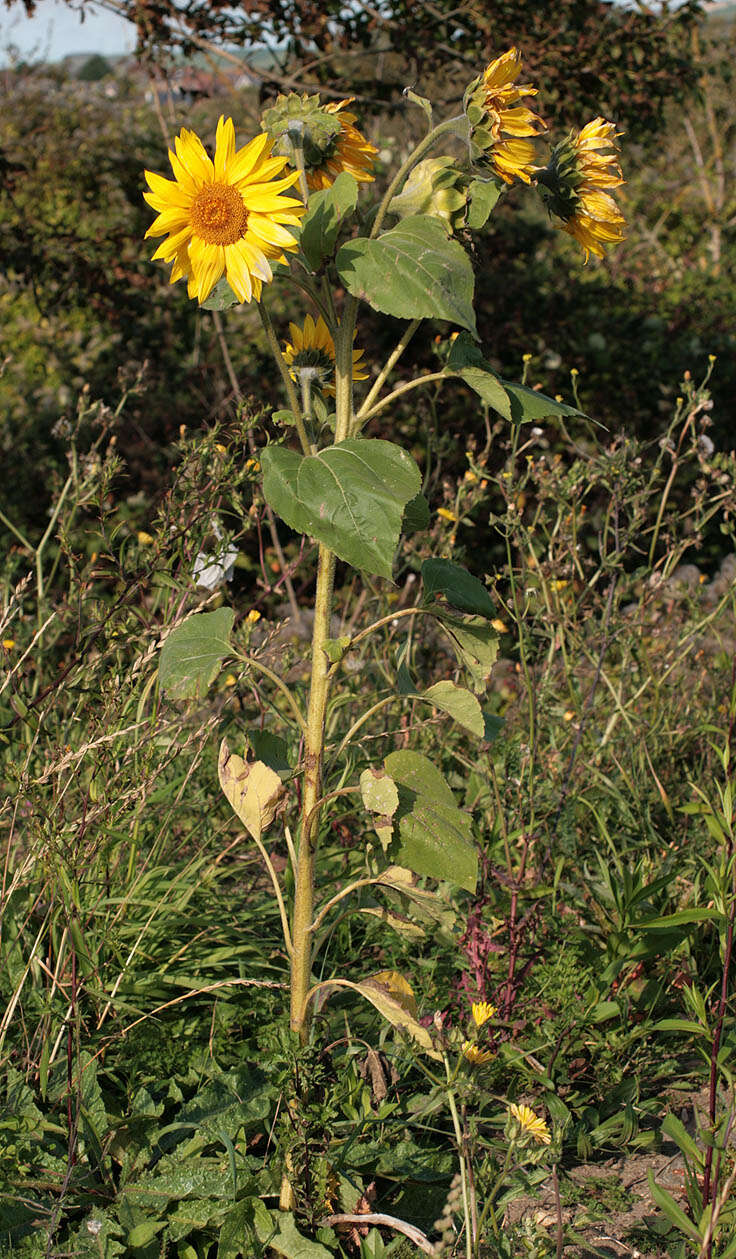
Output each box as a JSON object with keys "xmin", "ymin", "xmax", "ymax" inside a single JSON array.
[{"xmin": 289, "ymin": 543, "xmax": 336, "ymax": 1040}]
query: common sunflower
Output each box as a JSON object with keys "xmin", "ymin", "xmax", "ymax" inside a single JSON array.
[
  {"xmin": 307, "ymin": 100, "xmax": 378, "ymax": 191},
  {"xmin": 143, "ymin": 116, "xmax": 305, "ymax": 304},
  {"xmin": 540, "ymin": 117, "xmax": 626, "ymax": 262},
  {"xmin": 282, "ymin": 314, "xmax": 368, "ymax": 394},
  {"xmin": 466, "ymin": 48, "xmax": 546, "ymax": 185}
]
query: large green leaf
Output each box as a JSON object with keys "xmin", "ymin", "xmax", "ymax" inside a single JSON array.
[
  {"xmin": 261, "ymin": 439, "xmax": 420, "ymax": 579},
  {"xmin": 159, "ymin": 608, "xmax": 234, "ymax": 699},
  {"xmin": 384, "ymin": 750, "xmax": 477, "ymax": 891},
  {"xmin": 421, "ymin": 557, "xmax": 495, "ymax": 618},
  {"xmin": 337, "ymin": 215, "xmax": 477, "ymax": 334},
  {"xmin": 300, "ymin": 172, "xmax": 358, "ymax": 270}
]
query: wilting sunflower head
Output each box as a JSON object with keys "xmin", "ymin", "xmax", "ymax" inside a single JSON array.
[
  {"xmin": 465, "ymin": 48, "xmax": 546, "ymax": 186},
  {"xmin": 261, "ymin": 93, "xmax": 377, "ymax": 192},
  {"xmin": 143, "ymin": 116, "xmax": 305, "ymax": 305},
  {"xmin": 282, "ymin": 315, "xmax": 368, "ymax": 395},
  {"xmin": 538, "ymin": 117, "xmax": 626, "ymax": 262}
]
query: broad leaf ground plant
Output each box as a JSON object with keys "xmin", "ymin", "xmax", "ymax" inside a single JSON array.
[{"xmin": 4, "ymin": 42, "xmax": 736, "ymax": 1259}]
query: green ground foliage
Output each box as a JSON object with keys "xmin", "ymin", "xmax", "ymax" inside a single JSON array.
[{"xmin": 2, "ymin": 6, "xmax": 736, "ymax": 1257}]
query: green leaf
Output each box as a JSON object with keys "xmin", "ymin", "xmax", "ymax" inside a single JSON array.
[
  {"xmin": 337, "ymin": 215, "xmax": 477, "ymax": 334},
  {"xmin": 647, "ymin": 1171, "xmax": 701, "ymax": 1243},
  {"xmin": 446, "ymin": 333, "xmax": 512, "ymax": 420},
  {"xmin": 634, "ymin": 908, "xmax": 725, "ymax": 928},
  {"xmin": 322, "ymin": 636, "xmax": 352, "ymax": 664},
  {"xmin": 661, "ymin": 1113, "xmax": 703, "ymax": 1165},
  {"xmin": 218, "ymin": 1198, "xmax": 273, "ymax": 1258},
  {"xmin": 300, "ymin": 172, "xmax": 359, "ymax": 270},
  {"xmin": 127, "ymin": 1220, "xmax": 167, "ymax": 1248},
  {"xmin": 201, "ymin": 277, "xmax": 240, "ymax": 311},
  {"xmin": 454, "ymin": 366, "xmax": 513, "ymax": 417},
  {"xmin": 402, "ymin": 492, "xmax": 430, "ymax": 534},
  {"xmin": 422, "ymin": 681, "xmax": 484, "ymax": 737},
  {"xmin": 384, "ymin": 750, "xmax": 477, "ymax": 892},
  {"xmin": 500, "ymin": 380, "xmax": 582, "ymax": 423},
  {"xmin": 439, "ymin": 614, "xmax": 499, "ymax": 693},
  {"xmin": 246, "ymin": 729, "xmax": 291, "ymax": 779},
  {"xmin": 159, "ymin": 608, "xmax": 234, "ymax": 700},
  {"xmin": 422, "ymin": 557, "xmax": 495, "ymax": 618},
  {"xmin": 268, "ymin": 1212, "xmax": 334, "ymax": 1259},
  {"xmin": 482, "ymin": 710, "xmax": 504, "ymax": 742},
  {"xmin": 466, "ymin": 177, "xmax": 502, "ymax": 229},
  {"xmin": 447, "ymin": 333, "xmax": 582, "ymax": 422},
  {"xmin": 261, "ymin": 439, "xmax": 420, "ymax": 579}
]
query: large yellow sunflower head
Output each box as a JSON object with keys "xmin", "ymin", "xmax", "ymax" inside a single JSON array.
[
  {"xmin": 282, "ymin": 314, "xmax": 368, "ymax": 395},
  {"xmin": 143, "ymin": 115, "xmax": 305, "ymax": 305},
  {"xmin": 465, "ymin": 48, "xmax": 546, "ymax": 185},
  {"xmin": 538, "ymin": 116, "xmax": 626, "ymax": 262},
  {"xmin": 261, "ymin": 92, "xmax": 377, "ymax": 191}
]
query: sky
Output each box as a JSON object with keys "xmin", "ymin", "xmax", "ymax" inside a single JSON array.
[
  {"xmin": 0, "ymin": 0, "xmax": 713, "ymax": 66},
  {"xmin": 1, "ymin": 0, "xmax": 136, "ymax": 65}
]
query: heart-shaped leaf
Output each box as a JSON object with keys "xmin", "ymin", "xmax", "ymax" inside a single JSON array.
[
  {"xmin": 159, "ymin": 608, "xmax": 234, "ymax": 699},
  {"xmin": 261, "ymin": 438, "xmax": 420, "ymax": 579},
  {"xmin": 337, "ymin": 215, "xmax": 477, "ymax": 334}
]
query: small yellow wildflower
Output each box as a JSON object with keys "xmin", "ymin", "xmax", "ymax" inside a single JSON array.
[
  {"xmin": 549, "ymin": 579, "xmax": 568, "ymax": 591},
  {"xmin": 137, "ymin": 531, "xmax": 154, "ymax": 545},
  {"xmin": 246, "ymin": 609, "xmax": 261, "ymax": 624},
  {"xmin": 563, "ymin": 710, "xmax": 575, "ymax": 722},
  {"xmin": 2, "ymin": 638, "xmax": 15, "ymax": 650},
  {"xmin": 471, "ymin": 1001, "xmax": 496, "ymax": 1028},
  {"xmin": 508, "ymin": 1103, "xmax": 551, "ymax": 1145},
  {"xmin": 224, "ymin": 673, "xmax": 238, "ymax": 687},
  {"xmin": 437, "ymin": 508, "xmax": 458, "ymax": 523},
  {"xmin": 491, "ymin": 619, "xmax": 508, "ymax": 633},
  {"xmin": 462, "ymin": 1041, "xmax": 493, "ymax": 1066}
]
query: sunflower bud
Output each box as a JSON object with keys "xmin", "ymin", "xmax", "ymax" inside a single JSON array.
[
  {"xmin": 261, "ymin": 93, "xmax": 342, "ymax": 173},
  {"xmin": 389, "ymin": 157, "xmax": 468, "ymax": 230}
]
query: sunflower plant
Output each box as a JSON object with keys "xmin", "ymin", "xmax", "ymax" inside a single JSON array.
[{"xmin": 148, "ymin": 54, "xmax": 624, "ymax": 1225}]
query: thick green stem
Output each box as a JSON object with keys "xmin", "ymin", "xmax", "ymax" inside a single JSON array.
[{"xmin": 289, "ymin": 542, "xmax": 336, "ymax": 1040}]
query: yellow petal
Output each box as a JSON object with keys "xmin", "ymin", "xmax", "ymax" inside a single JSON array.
[
  {"xmin": 226, "ymin": 133, "xmax": 272, "ymax": 185},
  {"xmin": 214, "ymin": 115, "xmax": 236, "ymax": 180}
]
